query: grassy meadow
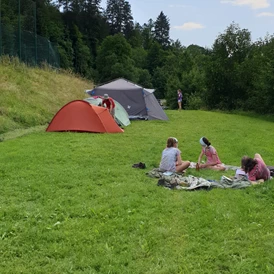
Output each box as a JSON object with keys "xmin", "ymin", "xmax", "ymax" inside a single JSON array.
[
  {"xmin": 1, "ymin": 60, "xmax": 274, "ymax": 273},
  {"xmin": 1, "ymin": 110, "xmax": 274, "ymax": 273}
]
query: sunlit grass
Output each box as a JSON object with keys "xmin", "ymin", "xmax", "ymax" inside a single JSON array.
[
  {"xmin": 1, "ymin": 110, "xmax": 274, "ymax": 273},
  {"xmin": 0, "ymin": 56, "xmax": 92, "ymax": 134}
]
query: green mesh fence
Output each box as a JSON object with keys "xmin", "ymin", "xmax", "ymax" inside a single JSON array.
[
  {"xmin": 0, "ymin": 22, "xmax": 60, "ymax": 68},
  {"xmin": 0, "ymin": 0, "xmax": 60, "ymax": 68}
]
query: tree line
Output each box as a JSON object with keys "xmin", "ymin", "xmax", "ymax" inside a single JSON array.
[{"xmin": 1, "ymin": 0, "xmax": 274, "ymax": 114}]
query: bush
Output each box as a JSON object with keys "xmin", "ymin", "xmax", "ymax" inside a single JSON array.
[{"xmin": 185, "ymin": 93, "xmax": 204, "ymax": 110}]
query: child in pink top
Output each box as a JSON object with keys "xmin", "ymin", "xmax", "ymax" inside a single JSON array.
[
  {"xmin": 197, "ymin": 137, "xmax": 225, "ymax": 171},
  {"xmin": 241, "ymin": 153, "xmax": 270, "ymax": 184}
]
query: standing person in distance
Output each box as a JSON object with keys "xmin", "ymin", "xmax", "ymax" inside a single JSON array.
[
  {"xmin": 177, "ymin": 89, "xmax": 183, "ymax": 110},
  {"xmin": 197, "ymin": 137, "xmax": 225, "ymax": 171},
  {"xmin": 159, "ymin": 137, "xmax": 190, "ymax": 173},
  {"xmin": 102, "ymin": 94, "xmax": 115, "ymax": 118}
]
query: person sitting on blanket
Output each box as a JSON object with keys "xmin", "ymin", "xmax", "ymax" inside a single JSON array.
[
  {"xmin": 241, "ymin": 153, "xmax": 270, "ymax": 184},
  {"xmin": 159, "ymin": 137, "xmax": 190, "ymax": 173},
  {"xmin": 197, "ymin": 137, "xmax": 225, "ymax": 171}
]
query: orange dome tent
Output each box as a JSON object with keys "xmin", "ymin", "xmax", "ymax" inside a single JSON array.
[{"xmin": 46, "ymin": 100, "xmax": 123, "ymax": 133}]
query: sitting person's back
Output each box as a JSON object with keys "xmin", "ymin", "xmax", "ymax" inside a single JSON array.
[
  {"xmin": 160, "ymin": 147, "xmax": 179, "ymax": 172},
  {"xmin": 159, "ymin": 137, "xmax": 190, "ymax": 173}
]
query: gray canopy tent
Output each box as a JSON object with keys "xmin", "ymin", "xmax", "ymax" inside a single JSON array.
[{"xmin": 86, "ymin": 78, "xmax": 168, "ymax": 121}]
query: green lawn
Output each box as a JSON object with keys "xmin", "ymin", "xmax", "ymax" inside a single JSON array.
[{"xmin": 1, "ymin": 110, "xmax": 274, "ymax": 273}]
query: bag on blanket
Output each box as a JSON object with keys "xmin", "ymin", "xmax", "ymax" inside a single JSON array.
[{"xmin": 267, "ymin": 166, "xmax": 274, "ymax": 177}]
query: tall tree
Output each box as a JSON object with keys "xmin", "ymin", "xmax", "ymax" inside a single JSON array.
[
  {"xmin": 58, "ymin": 0, "xmax": 107, "ymax": 69},
  {"xmin": 153, "ymin": 11, "xmax": 170, "ymax": 48},
  {"xmin": 127, "ymin": 23, "xmax": 143, "ymax": 48},
  {"xmin": 95, "ymin": 33, "xmax": 136, "ymax": 83},
  {"xmin": 122, "ymin": 1, "xmax": 133, "ymax": 38},
  {"xmin": 56, "ymin": 0, "xmax": 70, "ymax": 12},
  {"xmin": 152, "ymin": 67, "xmax": 169, "ymax": 99},
  {"xmin": 77, "ymin": 0, "xmax": 108, "ymax": 56},
  {"xmin": 36, "ymin": 0, "xmax": 64, "ymax": 42},
  {"xmin": 70, "ymin": 24, "xmax": 92, "ymax": 77},
  {"xmin": 0, "ymin": 0, "xmax": 18, "ymax": 26},
  {"xmin": 57, "ymin": 28, "xmax": 73, "ymax": 69},
  {"xmin": 142, "ymin": 19, "xmax": 154, "ymax": 50},
  {"xmin": 205, "ymin": 22, "xmax": 253, "ymax": 110},
  {"xmin": 105, "ymin": 0, "xmax": 133, "ymax": 36},
  {"xmin": 146, "ymin": 41, "xmax": 166, "ymax": 75},
  {"xmin": 247, "ymin": 36, "xmax": 274, "ymax": 113}
]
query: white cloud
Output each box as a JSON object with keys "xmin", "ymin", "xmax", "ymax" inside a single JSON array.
[
  {"xmin": 220, "ymin": 0, "xmax": 270, "ymax": 9},
  {"xmin": 256, "ymin": 11, "xmax": 274, "ymax": 16},
  {"xmin": 173, "ymin": 22, "xmax": 205, "ymax": 30}
]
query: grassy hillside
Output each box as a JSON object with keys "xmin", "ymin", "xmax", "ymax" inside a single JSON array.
[{"xmin": 0, "ymin": 57, "xmax": 92, "ymax": 134}]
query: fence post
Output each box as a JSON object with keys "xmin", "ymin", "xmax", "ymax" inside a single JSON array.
[
  {"xmin": 48, "ymin": 40, "xmax": 50, "ymax": 65},
  {"xmin": 18, "ymin": 0, "xmax": 21, "ymax": 59},
  {"xmin": 0, "ymin": 0, "xmax": 2, "ymax": 56},
  {"xmin": 34, "ymin": 1, "xmax": 37, "ymax": 65}
]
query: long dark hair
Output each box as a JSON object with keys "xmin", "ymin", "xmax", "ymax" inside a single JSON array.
[
  {"xmin": 202, "ymin": 137, "xmax": 211, "ymax": 146},
  {"xmin": 241, "ymin": 156, "xmax": 257, "ymax": 173}
]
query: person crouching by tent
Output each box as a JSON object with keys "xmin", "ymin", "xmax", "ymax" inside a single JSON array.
[
  {"xmin": 159, "ymin": 137, "xmax": 190, "ymax": 173},
  {"xmin": 197, "ymin": 137, "xmax": 225, "ymax": 171},
  {"xmin": 102, "ymin": 94, "xmax": 115, "ymax": 118},
  {"xmin": 241, "ymin": 153, "xmax": 270, "ymax": 184}
]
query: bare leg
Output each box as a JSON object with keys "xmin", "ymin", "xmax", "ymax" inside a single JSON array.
[
  {"xmin": 178, "ymin": 101, "xmax": 182, "ymax": 110},
  {"xmin": 207, "ymin": 164, "xmax": 226, "ymax": 171},
  {"xmin": 251, "ymin": 179, "xmax": 264, "ymax": 185},
  {"xmin": 176, "ymin": 161, "xmax": 190, "ymax": 172},
  {"xmin": 254, "ymin": 153, "xmax": 266, "ymax": 165}
]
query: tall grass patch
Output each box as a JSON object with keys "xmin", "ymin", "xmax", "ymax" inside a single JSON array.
[{"xmin": 0, "ymin": 57, "xmax": 92, "ymax": 134}]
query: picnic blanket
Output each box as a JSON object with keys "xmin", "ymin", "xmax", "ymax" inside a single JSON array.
[
  {"xmin": 189, "ymin": 162, "xmax": 239, "ymax": 171},
  {"xmin": 146, "ymin": 168, "xmax": 252, "ymax": 190}
]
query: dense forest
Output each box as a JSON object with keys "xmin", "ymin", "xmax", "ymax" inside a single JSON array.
[{"xmin": 1, "ymin": 0, "xmax": 274, "ymax": 113}]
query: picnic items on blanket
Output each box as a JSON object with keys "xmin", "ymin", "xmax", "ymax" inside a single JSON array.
[
  {"xmin": 189, "ymin": 162, "xmax": 240, "ymax": 171},
  {"xmin": 147, "ymin": 168, "xmax": 252, "ymax": 190},
  {"xmin": 267, "ymin": 166, "xmax": 274, "ymax": 177},
  {"xmin": 235, "ymin": 168, "xmax": 247, "ymax": 178},
  {"xmin": 132, "ymin": 162, "xmax": 146, "ymax": 169}
]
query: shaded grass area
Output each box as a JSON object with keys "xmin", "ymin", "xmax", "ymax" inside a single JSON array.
[{"xmin": 1, "ymin": 110, "xmax": 274, "ymax": 273}]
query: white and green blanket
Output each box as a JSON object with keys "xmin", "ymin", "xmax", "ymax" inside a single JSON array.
[{"xmin": 146, "ymin": 168, "xmax": 252, "ymax": 190}]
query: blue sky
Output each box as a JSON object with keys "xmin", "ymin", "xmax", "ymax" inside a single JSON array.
[{"xmin": 100, "ymin": 0, "xmax": 274, "ymax": 48}]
